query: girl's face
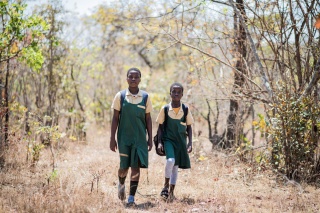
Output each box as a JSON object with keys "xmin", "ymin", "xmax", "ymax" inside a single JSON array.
[
  {"xmin": 170, "ymin": 86, "xmax": 183, "ymax": 102},
  {"xmin": 127, "ymin": 71, "xmax": 141, "ymax": 88}
]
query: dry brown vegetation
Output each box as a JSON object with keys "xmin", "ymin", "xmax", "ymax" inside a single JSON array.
[{"xmin": 1, "ymin": 124, "xmax": 320, "ymax": 213}]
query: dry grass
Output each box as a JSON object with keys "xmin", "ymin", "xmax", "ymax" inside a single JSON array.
[{"xmin": 1, "ymin": 126, "xmax": 320, "ymax": 213}]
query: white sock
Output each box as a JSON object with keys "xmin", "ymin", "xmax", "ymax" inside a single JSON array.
[
  {"xmin": 165, "ymin": 158, "xmax": 175, "ymax": 179},
  {"xmin": 170, "ymin": 165, "xmax": 178, "ymax": 185}
]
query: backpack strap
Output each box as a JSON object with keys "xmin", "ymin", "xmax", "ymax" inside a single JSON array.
[
  {"xmin": 160, "ymin": 104, "xmax": 169, "ymax": 133},
  {"xmin": 182, "ymin": 103, "xmax": 188, "ymax": 122},
  {"xmin": 164, "ymin": 104, "xmax": 169, "ymax": 125},
  {"xmin": 140, "ymin": 90, "xmax": 148, "ymax": 106},
  {"xmin": 119, "ymin": 90, "xmax": 126, "ymax": 113}
]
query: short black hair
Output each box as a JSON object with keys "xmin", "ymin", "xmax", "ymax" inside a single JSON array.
[
  {"xmin": 170, "ymin": 82, "xmax": 184, "ymax": 93},
  {"xmin": 127, "ymin": 67, "xmax": 141, "ymax": 77}
]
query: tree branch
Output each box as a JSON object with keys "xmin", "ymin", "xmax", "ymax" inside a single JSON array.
[
  {"xmin": 166, "ymin": 34, "xmax": 264, "ymax": 93},
  {"xmin": 228, "ymin": 0, "xmax": 273, "ymax": 100},
  {"xmin": 297, "ymin": 56, "xmax": 320, "ymax": 102}
]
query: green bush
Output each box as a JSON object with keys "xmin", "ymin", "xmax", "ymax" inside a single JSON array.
[{"xmin": 268, "ymin": 92, "xmax": 320, "ymax": 182}]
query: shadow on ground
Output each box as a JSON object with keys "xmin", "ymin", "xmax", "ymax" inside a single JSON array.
[{"xmin": 125, "ymin": 201, "xmax": 156, "ymax": 210}]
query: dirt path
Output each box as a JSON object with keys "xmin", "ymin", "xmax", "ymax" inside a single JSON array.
[{"xmin": 54, "ymin": 126, "xmax": 320, "ymax": 212}]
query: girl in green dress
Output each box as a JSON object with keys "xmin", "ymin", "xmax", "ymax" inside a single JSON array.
[
  {"xmin": 110, "ymin": 67, "xmax": 153, "ymax": 205},
  {"xmin": 156, "ymin": 82, "xmax": 194, "ymax": 201}
]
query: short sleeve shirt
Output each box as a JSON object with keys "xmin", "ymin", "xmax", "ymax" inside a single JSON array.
[
  {"xmin": 111, "ymin": 89, "xmax": 153, "ymax": 113},
  {"xmin": 156, "ymin": 102, "xmax": 194, "ymax": 125}
]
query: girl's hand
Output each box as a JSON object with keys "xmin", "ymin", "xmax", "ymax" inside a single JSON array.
[
  {"xmin": 147, "ymin": 138, "xmax": 153, "ymax": 151},
  {"xmin": 157, "ymin": 143, "xmax": 164, "ymax": 155},
  {"xmin": 187, "ymin": 143, "xmax": 192, "ymax": 153},
  {"xmin": 110, "ymin": 138, "xmax": 118, "ymax": 152}
]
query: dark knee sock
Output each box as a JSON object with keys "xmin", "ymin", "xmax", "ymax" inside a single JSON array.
[
  {"xmin": 129, "ymin": 181, "xmax": 139, "ymax": 196},
  {"xmin": 119, "ymin": 176, "xmax": 126, "ymax": 185}
]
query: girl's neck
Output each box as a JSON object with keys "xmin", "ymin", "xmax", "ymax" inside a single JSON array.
[
  {"xmin": 171, "ymin": 101, "xmax": 181, "ymax": 108},
  {"xmin": 128, "ymin": 87, "xmax": 139, "ymax": 95}
]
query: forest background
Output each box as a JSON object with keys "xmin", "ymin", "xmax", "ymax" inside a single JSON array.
[{"xmin": 1, "ymin": 0, "xmax": 320, "ymax": 212}]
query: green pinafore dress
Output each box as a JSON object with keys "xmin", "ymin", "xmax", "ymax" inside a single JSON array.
[
  {"xmin": 117, "ymin": 96, "xmax": 148, "ymax": 169},
  {"xmin": 163, "ymin": 111, "xmax": 191, "ymax": 169}
]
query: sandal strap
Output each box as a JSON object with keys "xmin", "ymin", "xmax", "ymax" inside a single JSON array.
[{"xmin": 161, "ymin": 188, "xmax": 169, "ymax": 198}]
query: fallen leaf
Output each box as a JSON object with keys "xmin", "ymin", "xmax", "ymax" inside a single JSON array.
[
  {"xmin": 315, "ymin": 14, "xmax": 320, "ymax": 29},
  {"xmin": 198, "ymin": 156, "xmax": 207, "ymax": 161}
]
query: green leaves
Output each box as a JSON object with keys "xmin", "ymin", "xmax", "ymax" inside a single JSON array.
[
  {"xmin": 0, "ymin": 1, "xmax": 48, "ymax": 71},
  {"xmin": 267, "ymin": 88, "xmax": 320, "ymax": 181},
  {"xmin": 20, "ymin": 45, "xmax": 44, "ymax": 72}
]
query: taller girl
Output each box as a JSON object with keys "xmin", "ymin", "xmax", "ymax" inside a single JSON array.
[{"xmin": 110, "ymin": 67, "xmax": 153, "ymax": 205}]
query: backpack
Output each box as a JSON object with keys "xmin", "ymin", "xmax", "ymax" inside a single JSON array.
[
  {"xmin": 119, "ymin": 89, "xmax": 148, "ymax": 113},
  {"xmin": 154, "ymin": 103, "xmax": 188, "ymax": 156}
]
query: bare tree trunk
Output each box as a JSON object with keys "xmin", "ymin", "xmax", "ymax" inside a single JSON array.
[
  {"xmin": 251, "ymin": 104, "xmax": 255, "ymax": 146},
  {"xmin": 225, "ymin": 0, "xmax": 247, "ymax": 148},
  {"xmin": 22, "ymin": 77, "xmax": 31, "ymax": 134},
  {"xmin": 205, "ymin": 99, "xmax": 213, "ymax": 142},
  {"xmin": 298, "ymin": 57, "xmax": 320, "ymax": 103},
  {"xmin": 70, "ymin": 65, "xmax": 86, "ymax": 140},
  {"xmin": 45, "ymin": 9, "xmax": 60, "ymax": 142},
  {"xmin": 226, "ymin": 100, "xmax": 238, "ymax": 148},
  {"xmin": 47, "ymin": 22, "xmax": 55, "ymax": 127},
  {"xmin": 228, "ymin": 0, "xmax": 273, "ymax": 99},
  {"xmin": 0, "ymin": 67, "xmax": 4, "ymax": 167},
  {"xmin": 0, "ymin": 58, "xmax": 9, "ymax": 167},
  {"xmin": 4, "ymin": 58, "xmax": 9, "ymax": 145}
]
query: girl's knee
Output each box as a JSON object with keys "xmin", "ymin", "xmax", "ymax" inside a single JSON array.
[
  {"xmin": 166, "ymin": 158, "xmax": 175, "ymax": 169},
  {"xmin": 166, "ymin": 158, "xmax": 175, "ymax": 166},
  {"xmin": 118, "ymin": 168, "xmax": 129, "ymax": 177},
  {"xmin": 165, "ymin": 158, "xmax": 175, "ymax": 178},
  {"xmin": 131, "ymin": 167, "xmax": 140, "ymax": 175},
  {"xmin": 131, "ymin": 167, "xmax": 140, "ymax": 181}
]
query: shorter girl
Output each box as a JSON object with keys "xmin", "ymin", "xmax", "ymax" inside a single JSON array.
[{"xmin": 156, "ymin": 82, "xmax": 194, "ymax": 201}]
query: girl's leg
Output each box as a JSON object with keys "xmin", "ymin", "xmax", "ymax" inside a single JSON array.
[
  {"xmin": 118, "ymin": 144, "xmax": 131, "ymax": 200},
  {"xmin": 128, "ymin": 167, "xmax": 140, "ymax": 204},
  {"xmin": 169, "ymin": 165, "xmax": 178, "ymax": 199},
  {"xmin": 165, "ymin": 158, "xmax": 175, "ymax": 188},
  {"xmin": 118, "ymin": 168, "xmax": 129, "ymax": 184},
  {"xmin": 130, "ymin": 167, "xmax": 140, "ymax": 194},
  {"xmin": 162, "ymin": 142, "xmax": 175, "ymax": 199},
  {"xmin": 164, "ymin": 177, "xmax": 170, "ymax": 189},
  {"xmin": 161, "ymin": 158, "xmax": 175, "ymax": 199},
  {"xmin": 118, "ymin": 168, "xmax": 129, "ymax": 201}
]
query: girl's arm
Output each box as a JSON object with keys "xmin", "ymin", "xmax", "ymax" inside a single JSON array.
[
  {"xmin": 186, "ymin": 125, "xmax": 192, "ymax": 153},
  {"xmin": 146, "ymin": 112, "xmax": 153, "ymax": 151},
  {"xmin": 157, "ymin": 124, "xmax": 163, "ymax": 139},
  {"xmin": 157, "ymin": 124, "xmax": 164, "ymax": 154},
  {"xmin": 110, "ymin": 109, "xmax": 120, "ymax": 152}
]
